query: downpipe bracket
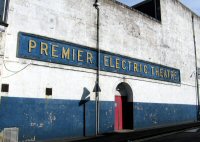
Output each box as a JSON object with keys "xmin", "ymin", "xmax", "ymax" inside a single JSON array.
[{"xmin": 93, "ymin": 2, "xmax": 100, "ymax": 8}]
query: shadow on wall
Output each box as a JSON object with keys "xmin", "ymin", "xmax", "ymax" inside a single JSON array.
[
  {"xmin": 0, "ymin": 87, "xmax": 114, "ymax": 140},
  {"xmin": 78, "ymin": 87, "xmax": 114, "ymax": 135},
  {"xmin": 79, "ymin": 87, "xmax": 90, "ymax": 106},
  {"xmin": 79, "ymin": 87, "xmax": 90, "ymax": 136},
  {"xmin": 116, "ymin": 82, "xmax": 133, "ymax": 102}
]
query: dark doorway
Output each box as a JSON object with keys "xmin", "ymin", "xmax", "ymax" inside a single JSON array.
[{"xmin": 115, "ymin": 82, "xmax": 133, "ymax": 130}]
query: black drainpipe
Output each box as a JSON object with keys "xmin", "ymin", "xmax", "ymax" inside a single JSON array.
[
  {"xmin": 94, "ymin": 0, "xmax": 100, "ymax": 135},
  {"xmin": 154, "ymin": 0, "xmax": 157, "ymax": 20},
  {"xmin": 192, "ymin": 14, "xmax": 200, "ymax": 121}
]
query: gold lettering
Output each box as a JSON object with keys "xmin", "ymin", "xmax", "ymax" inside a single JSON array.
[
  {"xmin": 40, "ymin": 42, "xmax": 48, "ymax": 55},
  {"xmin": 29, "ymin": 40, "xmax": 36, "ymax": 53},
  {"xmin": 164, "ymin": 70, "xmax": 168, "ymax": 78},
  {"xmin": 144, "ymin": 65, "xmax": 148, "ymax": 74},
  {"xmin": 52, "ymin": 45, "xmax": 58, "ymax": 58},
  {"xmin": 87, "ymin": 52, "xmax": 93, "ymax": 64},
  {"xmin": 160, "ymin": 68, "xmax": 163, "ymax": 78},
  {"xmin": 128, "ymin": 61, "xmax": 132, "ymax": 71},
  {"xmin": 116, "ymin": 58, "xmax": 120, "ymax": 69},
  {"xmin": 151, "ymin": 66, "xmax": 154, "ymax": 75},
  {"xmin": 134, "ymin": 63, "xmax": 138, "ymax": 72},
  {"xmin": 110, "ymin": 57, "xmax": 115, "ymax": 68},
  {"xmin": 73, "ymin": 49, "xmax": 75, "ymax": 61},
  {"xmin": 156, "ymin": 68, "xmax": 160, "ymax": 76},
  {"xmin": 171, "ymin": 71, "xmax": 175, "ymax": 79},
  {"xmin": 62, "ymin": 47, "xmax": 70, "ymax": 59},
  {"xmin": 78, "ymin": 50, "xmax": 84, "ymax": 62},
  {"xmin": 174, "ymin": 72, "xmax": 177, "ymax": 80},
  {"xmin": 104, "ymin": 56, "xmax": 109, "ymax": 67},
  {"xmin": 167, "ymin": 70, "xmax": 171, "ymax": 78},
  {"xmin": 140, "ymin": 64, "xmax": 142, "ymax": 72},
  {"xmin": 122, "ymin": 60, "xmax": 126, "ymax": 70}
]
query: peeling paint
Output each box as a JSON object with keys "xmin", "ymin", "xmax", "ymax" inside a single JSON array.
[
  {"xmin": 30, "ymin": 123, "xmax": 36, "ymax": 127},
  {"xmin": 25, "ymin": 136, "xmax": 36, "ymax": 142},
  {"xmin": 48, "ymin": 112, "xmax": 56, "ymax": 124},
  {"xmin": 38, "ymin": 123, "xmax": 44, "ymax": 128},
  {"xmin": 30, "ymin": 123, "xmax": 44, "ymax": 128},
  {"xmin": 134, "ymin": 102, "xmax": 196, "ymax": 129}
]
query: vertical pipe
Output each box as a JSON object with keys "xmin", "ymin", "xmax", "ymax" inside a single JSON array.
[
  {"xmin": 2, "ymin": 0, "xmax": 5, "ymax": 21},
  {"xmin": 2, "ymin": 0, "xmax": 9, "ymax": 24},
  {"xmin": 2, "ymin": 0, "xmax": 7, "ymax": 22},
  {"xmin": 154, "ymin": 0, "xmax": 157, "ymax": 19},
  {"xmin": 83, "ymin": 103, "xmax": 86, "ymax": 136},
  {"xmin": 192, "ymin": 14, "xmax": 200, "ymax": 121},
  {"xmin": 94, "ymin": 0, "xmax": 100, "ymax": 135}
]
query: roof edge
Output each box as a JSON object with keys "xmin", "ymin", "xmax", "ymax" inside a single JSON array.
[
  {"xmin": 176, "ymin": 0, "xmax": 199, "ymax": 17},
  {"xmin": 110, "ymin": 0, "xmax": 199, "ymax": 18}
]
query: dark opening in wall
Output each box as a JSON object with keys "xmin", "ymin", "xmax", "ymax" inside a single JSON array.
[
  {"xmin": 0, "ymin": 0, "xmax": 9, "ymax": 26},
  {"xmin": 132, "ymin": 0, "xmax": 161, "ymax": 21},
  {"xmin": 1, "ymin": 84, "xmax": 9, "ymax": 92},
  {"xmin": 46, "ymin": 88, "xmax": 52, "ymax": 96}
]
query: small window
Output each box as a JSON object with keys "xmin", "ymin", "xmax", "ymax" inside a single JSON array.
[
  {"xmin": 46, "ymin": 88, "xmax": 52, "ymax": 96},
  {"xmin": 0, "ymin": 0, "xmax": 9, "ymax": 26},
  {"xmin": 1, "ymin": 84, "xmax": 9, "ymax": 92}
]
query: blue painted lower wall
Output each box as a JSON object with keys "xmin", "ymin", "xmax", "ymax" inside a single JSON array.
[
  {"xmin": 99, "ymin": 101, "xmax": 115, "ymax": 133},
  {"xmin": 0, "ymin": 97, "xmax": 114, "ymax": 141},
  {"xmin": 0, "ymin": 97, "xmax": 197, "ymax": 141},
  {"xmin": 134, "ymin": 102, "xmax": 197, "ymax": 129}
]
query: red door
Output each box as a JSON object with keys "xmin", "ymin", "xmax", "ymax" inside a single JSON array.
[{"xmin": 115, "ymin": 96, "xmax": 123, "ymax": 130}]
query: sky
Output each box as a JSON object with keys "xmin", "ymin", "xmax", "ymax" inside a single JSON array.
[{"xmin": 118, "ymin": 0, "xmax": 200, "ymax": 16}]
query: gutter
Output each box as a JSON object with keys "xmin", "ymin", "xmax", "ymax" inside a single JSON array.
[
  {"xmin": 94, "ymin": 0, "xmax": 100, "ymax": 135},
  {"xmin": 192, "ymin": 14, "xmax": 200, "ymax": 121}
]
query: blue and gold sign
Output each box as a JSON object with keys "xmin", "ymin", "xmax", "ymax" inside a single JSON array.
[{"xmin": 18, "ymin": 32, "xmax": 181, "ymax": 84}]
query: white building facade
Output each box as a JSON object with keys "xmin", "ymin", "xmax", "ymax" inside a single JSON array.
[{"xmin": 0, "ymin": 0, "xmax": 200, "ymax": 141}]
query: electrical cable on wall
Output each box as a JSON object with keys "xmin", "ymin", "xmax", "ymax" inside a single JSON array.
[{"xmin": 2, "ymin": 60, "xmax": 30, "ymax": 78}]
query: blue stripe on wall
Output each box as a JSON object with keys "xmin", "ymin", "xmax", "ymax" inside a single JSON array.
[
  {"xmin": 0, "ymin": 97, "xmax": 89, "ymax": 141},
  {"xmin": 85, "ymin": 101, "xmax": 96, "ymax": 136},
  {"xmin": 134, "ymin": 102, "xmax": 197, "ymax": 129},
  {"xmin": 0, "ymin": 97, "xmax": 197, "ymax": 141},
  {"xmin": 0, "ymin": 97, "xmax": 114, "ymax": 141},
  {"xmin": 99, "ymin": 101, "xmax": 115, "ymax": 133}
]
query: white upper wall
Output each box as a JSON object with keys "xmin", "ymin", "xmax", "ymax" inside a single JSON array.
[
  {"xmin": 0, "ymin": 0, "xmax": 199, "ymax": 105},
  {"xmin": 100, "ymin": 0, "xmax": 196, "ymax": 85},
  {"xmin": 4, "ymin": 0, "xmax": 97, "ymax": 60}
]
